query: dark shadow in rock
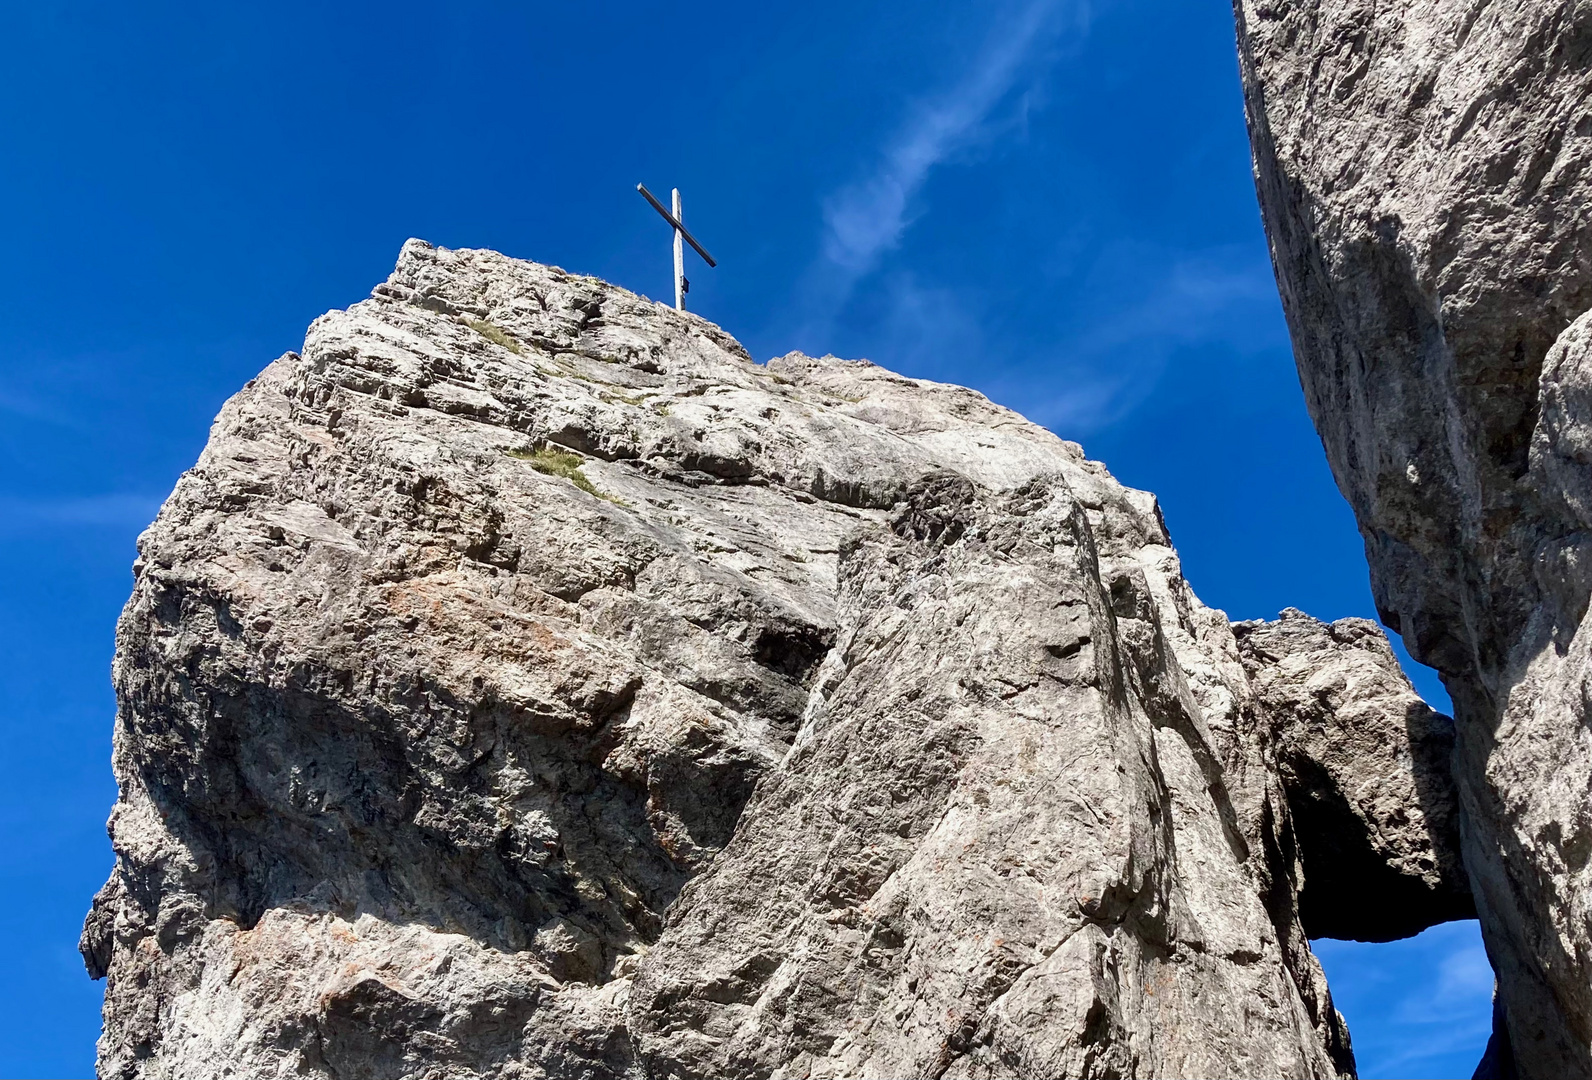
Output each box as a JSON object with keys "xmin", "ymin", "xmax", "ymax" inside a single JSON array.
[{"xmin": 120, "ymin": 657, "xmax": 750, "ymax": 970}]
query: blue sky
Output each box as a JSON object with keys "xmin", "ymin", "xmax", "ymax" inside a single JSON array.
[{"xmin": 0, "ymin": 2, "xmax": 1487, "ymax": 1076}]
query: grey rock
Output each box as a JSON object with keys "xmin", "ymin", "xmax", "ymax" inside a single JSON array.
[
  {"xmin": 1234, "ymin": 609, "xmax": 1472, "ymax": 942},
  {"xmin": 1234, "ymin": 1, "xmax": 1592, "ymax": 1075},
  {"xmin": 84, "ymin": 241, "xmax": 1462, "ymax": 1078}
]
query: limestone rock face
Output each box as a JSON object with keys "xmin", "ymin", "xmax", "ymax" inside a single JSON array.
[
  {"xmin": 1234, "ymin": 610, "xmax": 1473, "ymax": 943},
  {"xmin": 85, "ymin": 242, "xmax": 1459, "ymax": 1078},
  {"xmin": 1234, "ymin": 1, "xmax": 1592, "ymax": 1075}
]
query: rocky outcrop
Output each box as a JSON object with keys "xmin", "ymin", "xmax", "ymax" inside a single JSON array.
[
  {"xmin": 84, "ymin": 242, "xmax": 1463, "ymax": 1078},
  {"xmin": 1234, "ymin": 610, "xmax": 1473, "ymax": 943},
  {"xmin": 1234, "ymin": 1, "xmax": 1592, "ymax": 1075}
]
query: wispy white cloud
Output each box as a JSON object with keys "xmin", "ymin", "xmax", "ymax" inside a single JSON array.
[
  {"xmin": 803, "ymin": 0, "xmax": 1084, "ymax": 326},
  {"xmin": 1316, "ymin": 922, "xmax": 1495, "ymax": 1080},
  {"xmin": 0, "ymin": 384, "xmax": 76, "ymax": 427},
  {"xmin": 0, "ymin": 493, "xmax": 165, "ymax": 531},
  {"xmin": 840, "ymin": 244, "xmax": 1286, "ymax": 438},
  {"xmin": 1430, "ymin": 937, "xmax": 1496, "ymax": 1007},
  {"xmin": 776, "ymin": 0, "xmax": 1289, "ymax": 442},
  {"xmin": 869, "ymin": 272, "xmax": 985, "ymax": 367},
  {"xmin": 1026, "ymin": 247, "xmax": 1286, "ymax": 434}
]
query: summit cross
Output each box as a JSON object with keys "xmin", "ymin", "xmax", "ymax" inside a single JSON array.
[{"xmin": 637, "ymin": 183, "xmax": 717, "ymax": 312}]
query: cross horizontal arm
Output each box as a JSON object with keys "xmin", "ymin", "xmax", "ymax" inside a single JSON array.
[{"xmin": 636, "ymin": 184, "xmax": 717, "ymax": 267}]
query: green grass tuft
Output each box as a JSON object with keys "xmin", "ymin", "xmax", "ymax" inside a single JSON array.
[
  {"xmin": 465, "ymin": 318, "xmax": 523, "ymax": 354},
  {"xmin": 506, "ymin": 446, "xmax": 628, "ymax": 506}
]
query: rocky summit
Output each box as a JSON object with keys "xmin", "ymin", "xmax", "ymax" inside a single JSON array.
[{"xmin": 82, "ymin": 240, "xmax": 1470, "ymax": 1079}]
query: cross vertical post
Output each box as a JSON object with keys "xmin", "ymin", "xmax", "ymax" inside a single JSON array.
[
  {"xmin": 672, "ymin": 188, "xmax": 686, "ymax": 311},
  {"xmin": 636, "ymin": 183, "xmax": 717, "ymax": 310}
]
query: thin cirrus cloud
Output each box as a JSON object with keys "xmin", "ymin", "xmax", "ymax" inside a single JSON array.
[
  {"xmin": 0, "ymin": 493, "xmax": 165, "ymax": 532},
  {"xmin": 840, "ymin": 243, "xmax": 1288, "ymax": 440},
  {"xmin": 790, "ymin": 0, "xmax": 1291, "ymax": 443},
  {"xmin": 1027, "ymin": 245, "xmax": 1289, "ymax": 434},
  {"xmin": 1362, "ymin": 935, "xmax": 1495, "ymax": 1078},
  {"xmin": 804, "ymin": 0, "xmax": 1086, "ymax": 322},
  {"xmin": 1315, "ymin": 922, "xmax": 1495, "ymax": 1079}
]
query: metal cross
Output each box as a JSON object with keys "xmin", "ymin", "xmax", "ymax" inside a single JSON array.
[{"xmin": 637, "ymin": 183, "xmax": 716, "ymax": 312}]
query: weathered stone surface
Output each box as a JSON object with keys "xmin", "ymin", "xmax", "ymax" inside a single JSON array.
[
  {"xmin": 1234, "ymin": 609, "xmax": 1472, "ymax": 942},
  {"xmin": 84, "ymin": 241, "xmax": 1461, "ymax": 1078},
  {"xmin": 631, "ymin": 475, "xmax": 1326, "ymax": 1080},
  {"xmin": 1234, "ymin": 1, "xmax": 1592, "ymax": 1075}
]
